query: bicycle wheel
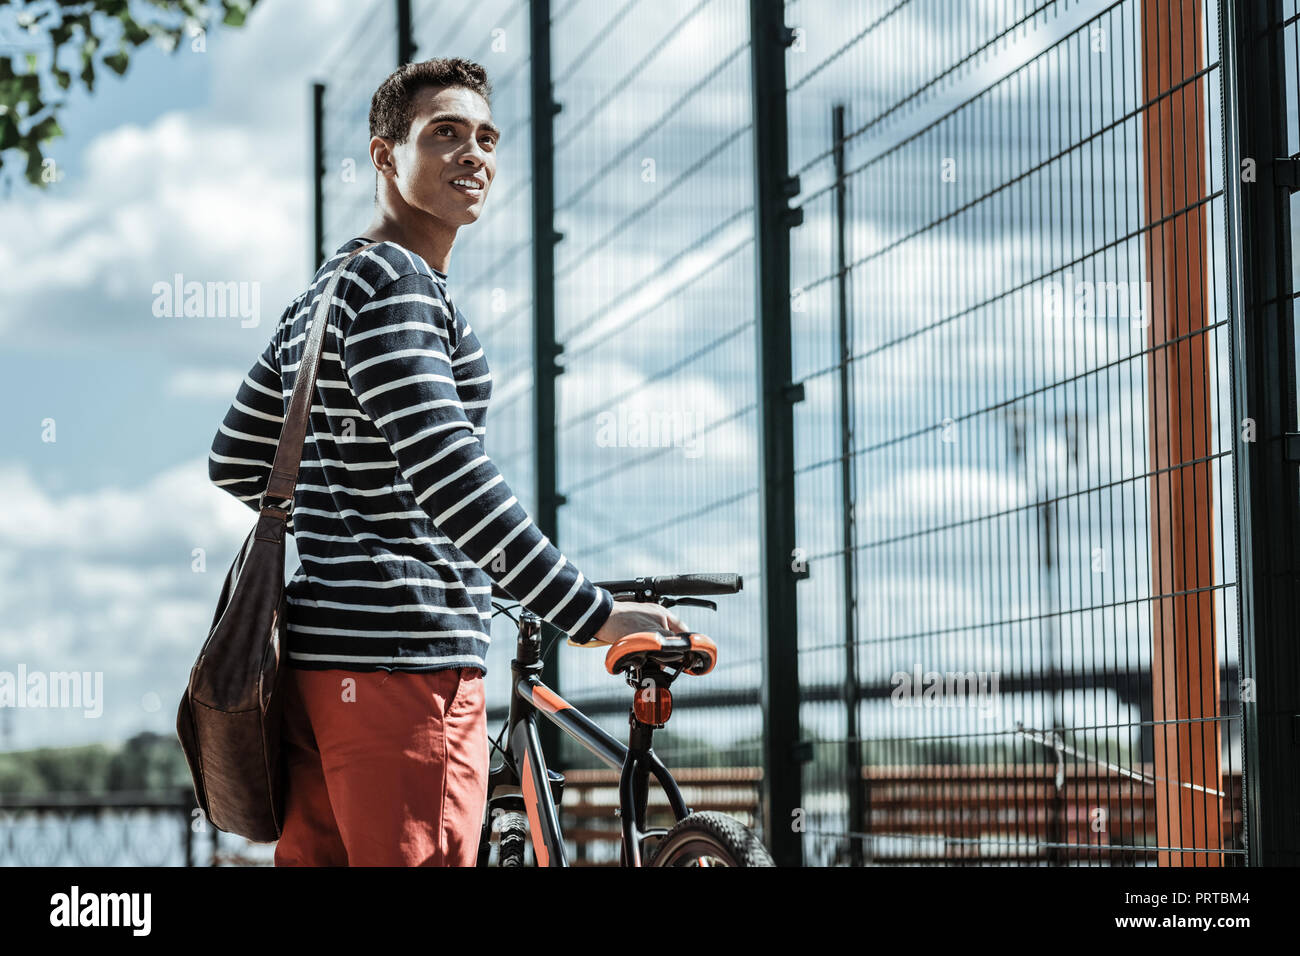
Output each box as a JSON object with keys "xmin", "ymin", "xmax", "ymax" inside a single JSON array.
[
  {"xmin": 497, "ymin": 811, "xmax": 528, "ymax": 867},
  {"xmin": 645, "ymin": 811, "xmax": 775, "ymax": 867}
]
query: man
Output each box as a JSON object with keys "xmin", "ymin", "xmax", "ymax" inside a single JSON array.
[{"xmin": 208, "ymin": 57, "xmax": 686, "ymax": 866}]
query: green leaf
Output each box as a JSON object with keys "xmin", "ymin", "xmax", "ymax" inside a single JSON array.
[
  {"xmin": 24, "ymin": 142, "xmax": 45, "ymax": 186},
  {"xmin": 103, "ymin": 50, "xmax": 130, "ymax": 75},
  {"xmin": 29, "ymin": 115, "xmax": 63, "ymax": 144},
  {"xmin": 0, "ymin": 115, "xmax": 18, "ymax": 152},
  {"xmin": 222, "ymin": 1, "xmax": 248, "ymax": 28},
  {"xmin": 119, "ymin": 14, "xmax": 150, "ymax": 47},
  {"xmin": 14, "ymin": 74, "xmax": 42, "ymax": 111},
  {"xmin": 0, "ymin": 0, "xmax": 263, "ymax": 183},
  {"xmin": 70, "ymin": 13, "xmax": 96, "ymax": 43}
]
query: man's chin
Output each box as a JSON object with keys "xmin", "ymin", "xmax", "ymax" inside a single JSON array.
[
  {"xmin": 419, "ymin": 204, "xmax": 482, "ymax": 228},
  {"xmin": 442, "ymin": 200, "xmax": 483, "ymax": 224}
]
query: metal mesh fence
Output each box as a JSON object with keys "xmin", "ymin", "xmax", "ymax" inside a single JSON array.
[
  {"xmin": 545, "ymin": 0, "xmax": 765, "ymax": 789},
  {"xmin": 409, "ymin": 0, "xmax": 543, "ymax": 705},
  {"xmin": 786, "ymin": 0, "xmax": 1241, "ymax": 865},
  {"xmin": 308, "ymin": 0, "xmax": 1278, "ymax": 865},
  {"xmin": 318, "ymin": 1, "xmax": 397, "ymax": 260}
]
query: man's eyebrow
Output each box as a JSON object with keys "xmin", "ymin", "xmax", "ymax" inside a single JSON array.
[{"xmin": 425, "ymin": 112, "xmax": 501, "ymax": 139}]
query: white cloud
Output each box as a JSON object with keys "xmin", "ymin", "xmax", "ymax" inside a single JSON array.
[
  {"xmin": 0, "ymin": 109, "xmax": 305, "ymax": 347},
  {"xmin": 0, "ymin": 0, "xmax": 375, "ymax": 352},
  {"xmin": 561, "ymin": 358, "xmax": 754, "ymax": 465},
  {"xmin": 0, "ymin": 456, "xmax": 260, "ymax": 749},
  {"xmin": 0, "ymin": 457, "xmax": 250, "ymax": 558},
  {"xmin": 860, "ymin": 465, "xmax": 1027, "ymax": 524},
  {"xmin": 166, "ymin": 366, "xmax": 247, "ymax": 399}
]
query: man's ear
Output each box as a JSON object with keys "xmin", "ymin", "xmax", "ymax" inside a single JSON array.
[
  {"xmin": 370, "ymin": 137, "xmax": 395, "ymax": 202},
  {"xmin": 369, "ymin": 135, "xmax": 396, "ymax": 178}
]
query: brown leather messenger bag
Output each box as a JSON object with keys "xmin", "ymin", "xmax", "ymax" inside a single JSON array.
[{"xmin": 176, "ymin": 242, "xmax": 378, "ymax": 842}]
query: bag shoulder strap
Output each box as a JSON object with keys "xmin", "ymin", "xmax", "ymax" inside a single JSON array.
[{"xmin": 261, "ymin": 241, "xmax": 380, "ymax": 511}]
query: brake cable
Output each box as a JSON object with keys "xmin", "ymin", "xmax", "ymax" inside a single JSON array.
[
  {"xmin": 487, "ymin": 601, "xmax": 519, "ymax": 761},
  {"xmin": 485, "ymin": 593, "xmax": 677, "ymax": 762}
]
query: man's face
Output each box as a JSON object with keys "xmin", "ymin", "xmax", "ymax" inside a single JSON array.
[{"xmin": 380, "ymin": 84, "xmax": 498, "ymax": 226}]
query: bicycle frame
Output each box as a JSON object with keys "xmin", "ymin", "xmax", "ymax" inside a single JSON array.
[{"xmin": 476, "ymin": 610, "xmax": 692, "ymax": 867}]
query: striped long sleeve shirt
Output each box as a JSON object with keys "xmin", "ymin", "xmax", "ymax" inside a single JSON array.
[{"xmin": 208, "ymin": 236, "xmax": 614, "ymax": 674}]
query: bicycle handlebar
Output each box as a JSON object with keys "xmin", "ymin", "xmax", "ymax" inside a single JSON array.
[
  {"xmin": 489, "ymin": 572, "xmax": 742, "ymax": 602},
  {"xmin": 594, "ymin": 573, "xmax": 743, "ymax": 597}
]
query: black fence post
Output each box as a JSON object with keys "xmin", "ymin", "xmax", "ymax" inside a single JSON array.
[
  {"xmin": 750, "ymin": 0, "xmax": 804, "ymax": 867},
  {"xmin": 832, "ymin": 103, "xmax": 863, "ymax": 867},
  {"xmin": 396, "ymin": 0, "xmax": 416, "ymax": 66},
  {"xmin": 530, "ymin": 0, "xmax": 565, "ymax": 765},
  {"xmin": 183, "ymin": 802, "xmax": 195, "ymax": 867},
  {"xmin": 1222, "ymin": 0, "xmax": 1300, "ymax": 866},
  {"xmin": 311, "ymin": 81, "xmax": 325, "ymax": 273}
]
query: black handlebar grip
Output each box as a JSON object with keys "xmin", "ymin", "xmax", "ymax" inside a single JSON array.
[
  {"xmin": 497, "ymin": 573, "xmax": 745, "ymax": 604},
  {"xmin": 648, "ymin": 573, "xmax": 743, "ymax": 596}
]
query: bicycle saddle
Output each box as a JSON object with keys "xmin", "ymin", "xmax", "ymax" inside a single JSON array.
[{"xmin": 604, "ymin": 631, "xmax": 717, "ymax": 677}]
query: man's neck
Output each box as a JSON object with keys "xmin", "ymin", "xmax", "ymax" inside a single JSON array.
[{"xmin": 361, "ymin": 207, "xmax": 457, "ymax": 274}]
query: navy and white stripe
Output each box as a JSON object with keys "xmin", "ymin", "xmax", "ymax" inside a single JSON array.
[{"xmin": 208, "ymin": 236, "xmax": 614, "ymax": 674}]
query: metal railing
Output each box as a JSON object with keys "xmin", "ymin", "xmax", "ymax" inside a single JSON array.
[{"xmin": 0, "ymin": 790, "xmax": 269, "ymax": 866}]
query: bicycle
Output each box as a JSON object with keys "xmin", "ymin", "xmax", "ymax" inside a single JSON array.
[{"xmin": 475, "ymin": 572, "xmax": 775, "ymax": 867}]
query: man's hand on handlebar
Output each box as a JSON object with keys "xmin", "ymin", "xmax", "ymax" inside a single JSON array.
[{"xmin": 588, "ymin": 600, "xmax": 688, "ymax": 646}]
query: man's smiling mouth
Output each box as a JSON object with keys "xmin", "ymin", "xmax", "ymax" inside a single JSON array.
[{"xmin": 450, "ymin": 177, "xmax": 485, "ymax": 195}]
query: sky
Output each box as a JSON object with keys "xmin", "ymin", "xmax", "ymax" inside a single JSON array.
[
  {"xmin": 0, "ymin": 0, "xmax": 1247, "ymax": 809},
  {"xmin": 0, "ymin": 0, "xmax": 377, "ymax": 749}
]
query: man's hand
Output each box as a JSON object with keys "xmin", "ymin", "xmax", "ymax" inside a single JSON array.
[{"xmin": 589, "ymin": 600, "xmax": 688, "ymax": 646}]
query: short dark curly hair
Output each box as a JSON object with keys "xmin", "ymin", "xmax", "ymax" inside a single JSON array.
[{"xmin": 369, "ymin": 57, "xmax": 493, "ymax": 143}]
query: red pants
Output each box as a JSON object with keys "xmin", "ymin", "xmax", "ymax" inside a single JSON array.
[{"xmin": 273, "ymin": 666, "xmax": 488, "ymax": 866}]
